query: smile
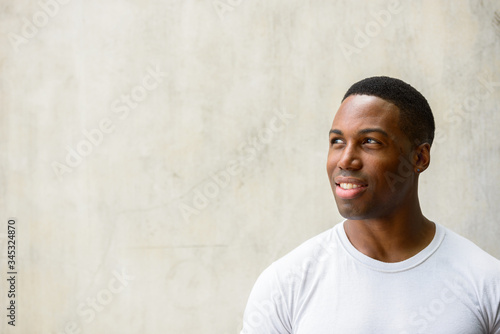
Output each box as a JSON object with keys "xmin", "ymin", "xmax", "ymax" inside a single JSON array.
[
  {"xmin": 335, "ymin": 182, "xmax": 367, "ymax": 199},
  {"xmin": 338, "ymin": 183, "xmax": 363, "ymax": 190}
]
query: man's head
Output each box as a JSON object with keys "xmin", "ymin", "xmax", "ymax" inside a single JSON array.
[
  {"xmin": 343, "ymin": 76, "xmax": 435, "ymax": 148},
  {"xmin": 327, "ymin": 77, "xmax": 434, "ymax": 220}
]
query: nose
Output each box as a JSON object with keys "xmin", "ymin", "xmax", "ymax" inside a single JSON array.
[{"xmin": 337, "ymin": 144, "xmax": 362, "ymax": 170}]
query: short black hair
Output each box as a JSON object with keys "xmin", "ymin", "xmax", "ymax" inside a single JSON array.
[{"xmin": 342, "ymin": 76, "xmax": 435, "ymax": 147}]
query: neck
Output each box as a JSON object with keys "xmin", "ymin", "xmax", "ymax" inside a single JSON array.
[{"xmin": 344, "ymin": 201, "xmax": 435, "ymax": 263}]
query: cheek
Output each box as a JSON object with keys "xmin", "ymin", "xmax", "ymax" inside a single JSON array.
[
  {"xmin": 326, "ymin": 153, "xmax": 336, "ymax": 174},
  {"xmin": 373, "ymin": 160, "xmax": 407, "ymax": 192}
]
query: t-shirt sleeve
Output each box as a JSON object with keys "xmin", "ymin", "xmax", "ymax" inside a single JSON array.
[
  {"xmin": 240, "ymin": 264, "xmax": 292, "ymax": 334},
  {"xmin": 486, "ymin": 271, "xmax": 500, "ymax": 333}
]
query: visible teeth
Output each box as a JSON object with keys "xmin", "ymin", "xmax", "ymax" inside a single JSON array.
[{"xmin": 340, "ymin": 183, "xmax": 361, "ymax": 190}]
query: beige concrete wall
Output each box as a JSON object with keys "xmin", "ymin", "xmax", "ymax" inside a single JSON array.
[{"xmin": 1, "ymin": 0, "xmax": 499, "ymax": 332}]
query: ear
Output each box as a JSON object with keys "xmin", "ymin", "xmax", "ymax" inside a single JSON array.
[{"xmin": 413, "ymin": 143, "xmax": 431, "ymax": 173}]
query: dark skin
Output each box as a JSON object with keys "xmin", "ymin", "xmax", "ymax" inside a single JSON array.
[{"xmin": 327, "ymin": 94, "xmax": 435, "ymax": 263}]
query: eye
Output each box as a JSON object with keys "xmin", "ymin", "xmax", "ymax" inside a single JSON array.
[
  {"xmin": 330, "ymin": 137, "xmax": 344, "ymax": 145},
  {"xmin": 364, "ymin": 138, "xmax": 380, "ymax": 144}
]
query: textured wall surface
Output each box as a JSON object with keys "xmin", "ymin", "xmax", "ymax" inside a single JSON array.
[{"xmin": 1, "ymin": 0, "xmax": 499, "ymax": 333}]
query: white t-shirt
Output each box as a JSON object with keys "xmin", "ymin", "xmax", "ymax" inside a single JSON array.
[{"xmin": 241, "ymin": 221, "xmax": 500, "ymax": 333}]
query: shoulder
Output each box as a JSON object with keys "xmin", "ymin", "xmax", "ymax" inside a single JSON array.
[
  {"xmin": 274, "ymin": 223, "xmax": 340, "ymax": 265},
  {"xmin": 437, "ymin": 225, "xmax": 500, "ymax": 303},
  {"xmin": 250, "ymin": 222, "xmax": 342, "ymax": 280},
  {"xmin": 438, "ymin": 225, "xmax": 500, "ymax": 331},
  {"xmin": 241, "ymin": 224, "xmax": 343, "ymax": 333},
  {"xmin": 267, "ymin": 222, "xmax": 343, "ymax": 285},
  {"xmin": 440, "ymin": 225, "xmax": 500, "ymax": 272}
]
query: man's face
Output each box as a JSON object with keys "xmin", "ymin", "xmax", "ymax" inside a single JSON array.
[{"xmin": 326, "ymin": 94, "xmax": 415, "ymax": 220}]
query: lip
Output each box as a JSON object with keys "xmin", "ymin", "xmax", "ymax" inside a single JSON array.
[
  {"xmin": 334, "ymin": 177, "xmax": 368, "ymax": 200},
  {"xmin": 334, "ymin": 177, "xmax": 368, "ymax": 186}
]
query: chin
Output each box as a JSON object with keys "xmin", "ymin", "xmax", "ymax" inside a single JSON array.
[
  {"xmin": 337, "ymin": 208, "xmax": 364, "ymax": 220},
  {"xmin": 339, "ymin": 212, "xmax": 367, "ymax": 220},
  {"xmin": 336, "ymin": 203, "xmax": 372, "ymax": 220}
]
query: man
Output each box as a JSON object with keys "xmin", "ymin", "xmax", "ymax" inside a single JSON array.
[{"xmin": 240, "ymin": 76, "xmax": 500, "ymax": 333}]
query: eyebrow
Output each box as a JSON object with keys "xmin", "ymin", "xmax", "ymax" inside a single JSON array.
[{"xmin": 329, "ymin": 128, "xmax": 389, "ymax": 137}]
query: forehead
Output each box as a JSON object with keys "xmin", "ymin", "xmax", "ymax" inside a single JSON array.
[{"xmin": 331, "ymin": 95, "xmax": 401, "ymax": 135}]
